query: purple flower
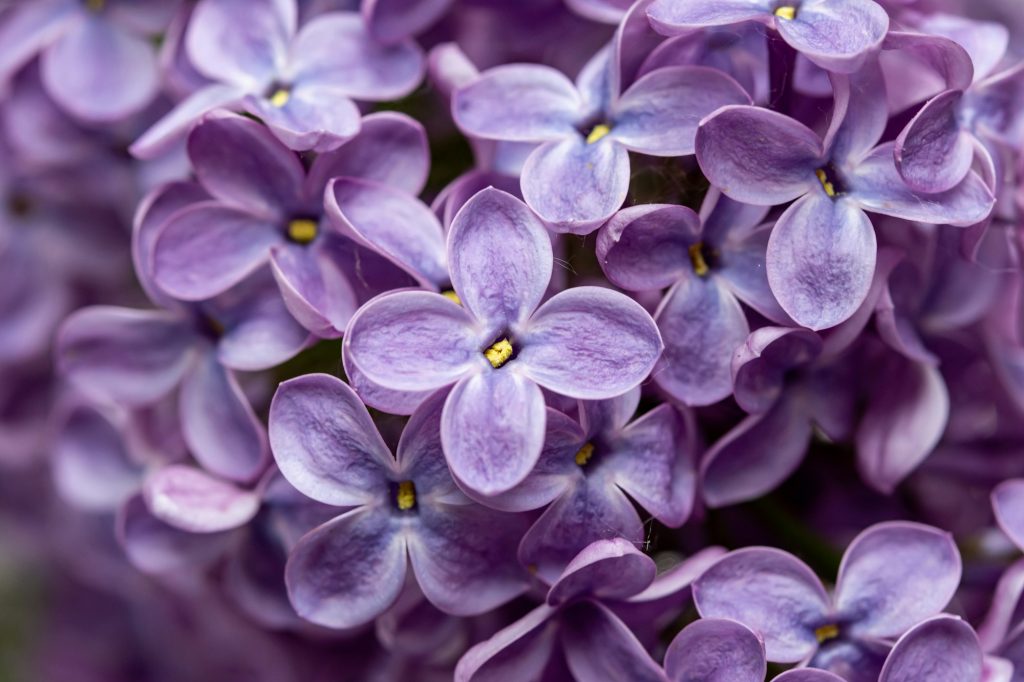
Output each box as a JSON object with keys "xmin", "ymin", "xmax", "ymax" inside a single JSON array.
[
  {"xmin": 344, "ymin": 187, "xmax": 663, "ymax": 496},
  {"xmin": 993, "ymin": 478, "xmax": 1024, "ymax": 553},
  {"xmin": 452, "ymin": 10, "xmax": 750, "ymax": 232},
  {"xmin": 647, "ymin": 0, "xmax": 889, "ymax": 74},
  {"xmin": 696, "ymin": 64, "xmax": 995, "ymax": 329},
  {"xmin": 598, "ymin": 189, "xmax": 787, "ymax": 406},
  {"xmin": 269, "ymin": 373, "xmax": 530, "ymax": 628},
  {"xmin": 693, "ymin": 521, "xmax": 961, "ymax": 681},
  {"xmin": 878, "ymin": 615, "xmax": 984, "ymax": 682},
  {"xmin": 131, "ymin": 0, "xmax": 424, "ymax": 156}
]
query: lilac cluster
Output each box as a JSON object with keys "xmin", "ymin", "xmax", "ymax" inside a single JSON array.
[{"xmin": 2, "ymin": 0, "xmax": 1024, "ymax": 680}]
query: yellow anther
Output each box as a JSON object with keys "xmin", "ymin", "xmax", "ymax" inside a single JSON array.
[
  {"xmin": 815, "ymin": 623, "xmax": 840, "ymax": 643},
  {"xmin": 815, "ymin": 169, "xmax": 837, "ymax": 197},
  {"xmin": 586, "ymin": 124, "xmax": 611, "ymax": 144},
  {"xmin": 287, "ymin": 218, "xmax": 318, "ymax": 244},
  {"xmin": 269, "ymin": 88, "xmax": 291, "ymax": 108},
  {"xmin": 484, "ymin": 338, "xmax": 514, "ymax": 368},
  {"xmin": 396, "ymin": 481, "xmax": 416, "ymax": 510},
  {"xmin": 688, "ymin": 243, "xmax": 710, "ymax": 277},
  {"xmin": 574, "ymin": 443, "xmax": 595, "ymax": 467},
  {"xmin": 774, "ymin": 5, "xmax": 797, "ymax": 20},
  {"xmin": 86, "ymin": 0, "xmax": 105, "ymax": 11},
  {"xmin": 442, "ymin": 290, "xmax": 462, "ymax": 305}
]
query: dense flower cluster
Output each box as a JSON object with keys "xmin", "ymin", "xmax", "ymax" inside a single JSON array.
[{"xmin": 1, "ymin": 0, "xmax": 1024, "ymax": 680}]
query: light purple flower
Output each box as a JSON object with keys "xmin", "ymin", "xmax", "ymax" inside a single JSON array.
[
  {"xmin": 878, "ymin": 615, "xmax": 984, "ymax": 682},
  {"xmin": 344, "ymin": 187, "xmax": 663, "ymax": 496},
  {"xmin": 693, "ymin": 521, "xmax": 961, "ymax": 681},
  {"xmin": 269, "ymin": 373, "xmax": 530, "ymax": 628}
]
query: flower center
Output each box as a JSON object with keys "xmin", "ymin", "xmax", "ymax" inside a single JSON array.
[
  {"xmin": 815, "ymin": 623, "xmax": 840, "ymax": 643},
  {"xmin": 85, "ymin": 0, "xmax": 105, "ymax": 12},
  {"xmin": 815, "ymin": 167, "xmax": 844, "ymax": 197},
  {"xmin": 484, "ymin": 338, "xmax": 514, "ymax": 369},
  {"xmin": 774, "ymin": 5, "xmax": 797, "ymax": 20},
  {"xmin": 287, "ymin": 218, "xmax": 318, "ymax": 244},
  {"xmin": 574, "ymin": 443, "xmax": 595, "ymax": 467},
  {"xmin": 586, "ymin": 124, "xmax": 612, "ymax": 144},
  {"xmin": 269, "ymin": 88, "xmax": 291, "ymax": 108},
  {"xmin": 442, "ymin": 290, "xmax": 462, "ymax": 305},
  {"xmin": 395, "ymin": 481, "xmax": 416, "ymax": 511},
  {"xmin": 688, "ymin": 242, "xmax": 711, "ymax": 277}
]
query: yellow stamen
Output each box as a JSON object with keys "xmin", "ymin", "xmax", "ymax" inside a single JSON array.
[
  {"xmin": 86, "ymin": 0, "xmax": 105, "ymax": 11},
  {"xmin": 586, "ymin": 124, "xmax": 611, "ymax": 144},
  {"xmin": 815, "ymin": 169, "xmax": 837, "ymax": 197},
  {"xmin": 442, "ymin": 290, "xmax": 462, "ymax": 305},
  {"xmin": 688, "ymin": 243, "xmax": 710, "ymax": 277},
  {"xmin": 484, "ymin": 338, "xmax": 513, "ymax": 368},
  {"xmin": 287, "ymin": 218, "xmax": 318, "ymax": 244},
  {"xmin": 396, "ymin": 481, "xmax": 416, "ymax": 511},
  {"xmin": 269, "ymin": 88, "xmax": 291, "ymax": 108},
  {"xmin": 574, "ymin": 443, "xmax": 595, "ymax": 467},
  {"xmin": 815, "ymin": 623, "xmax": 840, "ymax": 643},
  {"xmin": 774, "ymin": 5, "xmax": 797, "ymax": 20}
]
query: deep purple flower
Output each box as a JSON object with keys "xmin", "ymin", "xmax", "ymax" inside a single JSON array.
[
  {"xmin": 696, "ymin": 64, "xmax": 995, "ymax": 329},
  {"xmin": 269, "ymin": 373, "xmax": 530, "ymax": 628},
  {"xmin": 344, "ymin": 187, "xmax": 663, "ymax": 496},
  {"xmin": 131, "ymin": 0, "xmax": 424, "ymax": 156},
  {"xmin": 693, "ymin": 521, "xmax": 961, "ymax": 681}
]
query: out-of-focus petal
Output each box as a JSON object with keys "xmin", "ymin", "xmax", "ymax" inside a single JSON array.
[{"xmin": 143, "ymin": 465, "xmax": 260, "ymax": 533}]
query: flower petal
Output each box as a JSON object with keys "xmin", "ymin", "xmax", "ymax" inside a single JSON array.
[
  {"xmin": 646, "ymin": 0, "xmax": 772, "ymax": 35},
  {"xmin": 518, "ymin": 286, "xmax": 663, "ymax": 400},
  {"xmin": 364, "ymin": 0, "xmax": 452, "ymax": 43},
  {"xmin": 243, "ymin": 85, "xmax": 360, "ymax": 153},
  {"xmin": 454, "ymin": 604, "xmax": 559, "ymax": 682},
  {"xmin": 117, "ymin": 494, "xmax": 235, "ymax": 574},
  {"xmin": 773, "ymin": 0, "xmax": 888, "ymax": 74},
  {"xmin": 129, "ymin": 83, "xmax": 247, "ymax": 159},
  {"xmin": 894, "ymin": 90, "xmax": 973, "ymax": 194},
  {"xmin": 834, "ymin": 521, "xmax": 962, "ymax": 639},
  {"xmin": 547, "ymin": 538, "xmax": 656, "ymax": 606},
  {"xmin": 993, "ymin": 479, "xmax": 1024, "ymax": 552},
  {"xmin": 53, "ymin": 405, "xmax": 141, "ymax": 512},
  {"xmin": 561, "ymin": 601, "xmax": 666, "ymax": 682},
  {"xmin": 186, "ymin": 0, "xmax": 293, "ymax": 87},
  {"xmin": 269, "ymin": 374, "xmax": 393, "ymax": 507},
  {"xmin": 143, "ymin": 465, "xmax": 260, "ymax": 533},
  {"xmin": 732, "ymin": 327, "xmax": 822, "ymax": 414},
  {"xmin": 878, "ymin": 616, "xmax": 983, "ymax": 682},
  {"xmin": 664, "ymin": 618, "xmax": 767, "ymax": 682},
  {"xmin": 597, "ymin": 203, "xmax": 700, "ymax": 291}
]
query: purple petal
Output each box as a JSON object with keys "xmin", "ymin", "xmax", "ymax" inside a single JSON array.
[
  {"xmin": 185, "ymin": 0, "xmax": 294, "ymax": 87},
  {"xmin": 441, "ymin": 369, "xmax": 546, "ymax": 496},
  {"xmin": 453, "ymin": 64, "xmax": 581, "ymax": 142},
  {"xmin": 0, "ymin": 2, "xmax": 76, "ymax": 82},
  {"xmin": 57, "ymin": 306, "xmax": 196, "ymax": 406},
  {"xmin": 834, "ymin": 521, "xmax": 961, "ymax": 639},
  {"xmin": 894, "ymin": 90, "xmax": 973, "ymax": 194},
  {"xmin": 408, "ymin": 502, "xmax": 529, "ymax": 615},
  {"xmin": 566, "ymin": 0, "xmax": 632, "ymax": 24},
  {"xmin": 285, "ymin": 506, "xmax": 406, "ymax": 628},
  {"xmin": 715, "ymin": 223, "xmax": 791, "ymax": 324},
  {"xmin": 243, "ymin": 85, "xmax": 361, "ymax": 153},
  {"xmin": 917, "ymin": 13, "xmax": 1009, "ymax": 82},
  {"xmin": 878, "ymin": 616, "xmax": 983, "ymax": 682},
  {"xmin": 612, "ymin": 66, "xmax": 751, "ymax": 156},
  {"xmin": 776, "ymin": 671, "xmax": 847, "ymax": 682},
  {"xmin": 447, "ymin": 187, "xmax": 552, "ymax": 331},
  {"xmin": 825, "ymin": 62, "xmax": 889, "ymax": 166},
  {"xmin": 117, "ymin": 494, "xmax": 235, "ymax": 574},
  {"xmin": 773, "ymin": 0, "xmax": 888, "ymax": 74},
  {"xmin": 393, "ymin": 388, "xmax": 455, "ymax": 495},
  {"xmin": 561, "ymin": 601, "xmax": 666, "ymax": 682},
  {"xmin": 696, "ymin": 105, "xmax": 821, "ymax": 206},
  {"xmin": 364, "ymin": 0, "xmax": 451, "ymax": 43},
  {"xmin": 269, "ymin": 240, "xmax": 359, "ymax": 338},
  {"xmin": 344, "ymin": 290, "xmax": 484, "ymax": 392},
  {"xmin": 521, "ymin": 136, "xmax": 630, "ymax": 232},
  {"xmin": 129, "ymin": 83, "xmax": 247, "ymax": 159},
  {"xmin": 701, "ymin": 395, "xmax": 813, "ymax": 507},
  {"xmin": 646, "ymin": 0, "xmax": 772, "ymax": 34},
  {"xmin": 342, "ymin": 338, "xmax": 433, "ymax": 416},
  {"xmin": 269, "ymin": 374, "xmax": 393, "ymax": 507},
  {"xmin": 179, "ymin": 351, "xmax": 268, "ymax": 484},
  {"xmin": 454, "ymin": 604, "xmax": 559, "ymax": 682},
  {"xmin": 732, "ymin": 327, "xmax": 822, "ymax": 414},
  {"xmin": 652, "ymin": 276, "xmax": 750, "ymax": 406},
  {"xmin": 53, "ymin": 405, "xmax": 141, "ymax": 512},
  {"xmin": 766, "ymin": 194, "xmax": 877, "ymax": 331},
  {"xmin": 977, "ymin": 558, "xmax": 1024, "ymax": 650},
  {"xmin": 993, "ymin": 480, "xmax": 1024, "ymax": 552},
  {"xmin": 693, "ymin": 547, "xmax": 829, "ymax": 663},
  {"xmin": 664, "ymin": 618, "xmax": 766, "ymax": 682},
  {"xmin": 518, "ymin": 286, "xmax": 663, "ymax": 400},
  {"xmin": 143, "ymin": 465, "xmax": 260, "ymax": 533},
  {"xmin": 597, "ymin": 204, "xmax": 701, "ymax": 291},
  {"xmin": 547, "ymin": 538, "xmax": 656, "ymax": 606}
]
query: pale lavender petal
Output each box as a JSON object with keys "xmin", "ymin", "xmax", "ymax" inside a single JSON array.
[
  {"xmin": 835, "ymin": 521, "xmax": 961, "ymax": 639},
  {"xmin": 428, "ymin": 41, "xmax": 479, "ymax": 98},
  {"xmin": 695, "ymin": 106, "xmax": 821, "ymax": 206},
  {"xmin": 776, "ymin": 671, "xmax": 847, "ymax": 682},
  {"xmin": 917, "ymin": 13, "xmax": 1008, "ymax": 82},
  {"xmin": 342, "ymin": 338, "xmax": 432, "ymax": 416},
  {"xmin": 611, "ymin": 66, "xmax": 751, "ymax": 156},
  {"xmin": 627, "ymin": 546, "xmax": 728, "ymax": 605},
  {"xmin": 364, "ymin": 0, "xmax": 451, "ymax": 43},
  {"xmin": 547, "ymin": 538, "xmax": 656, "ymax": 606},
  {"xmin": 186, "ymin": 0, "xmax": 294, "ymax": 87},
  {"xmin": 992, "ymin": 480, "xmax": 1024, "ymax": 552},
  {"xmin": 766, "ymin": 194, "xmax": 877, "ymax": 331},
  {"xmin": 646, "ymin": 0, "xmax": 772, "ymax": 34},
  {"xmin": 664, "ymin": 618, "xmax": 766, "ymax": 682},
  {"xmin": 143, "ymin": 465, "xmax": 260, "ymax": 533},
  {"xmin": 566, "ymin": 0, "xmax": 632, "ymax": 24},
  {"xmin": 118, "ymin": 494, "xmax": 235, "ymax": 574},
  {"xmin": 441, "ymin": 369, "xmax": 546, "ymax": 496},
  {"xmin": 518, "ymin": 286, "xmax": 663, "ymax": 400},
  {"xmin": 129, "ymin": 83, "xmax": 247, "ymax": 159},
  {"xmin": 878, "ymin": 616, "xmax": 983, "ymax": 682},
  {"xmin": 693, "ymin": 547, "xmax": 829, "ymax": 663},
  {"xmin": 269, "ymin": 374, "xmax": 393, "ymax": 507},
  {"xmin": 269, "ymin": 240, "xmax": 360, "ymax": 338},
  {"xmin": 210, "ymin": 280, "xmax": 308, "ymax": 372},
  {"xmin": 393, "ymin": 388, "xmax": 453, "ymax": 495},
  {"xmin": 0, "ymin": 2, "xmax": 76, "ymax": 82},
  {"xmin": 243, "ymin": 85, "xmax": 361, "ymax": 153},
  {"xmin": 716, "ymin": 223, "xmax": 791, "ymax": 323},
  {"xmin": 895, "ymin": 90, "xmax": 974, "ymax": 194},
  {"xmin": 597, "ymin": 203, "xmax": 700, "ymax": 291},
  {"xmin": 580, "ymin": 387, "xmax": 641, "ymax": 438},
  {"xmin": 454, "ymin": 604, "xmax": 558, "ymax": 682},
  {"xmin": 53, "ymin": 405, "xmax": 141, "ymax": 512},
  {"xmin": 773, "ymin": 0, "xmax": 889, "ymax": 74},
  {"xmin": 447, "ymin": 187, "xmax": 552, "ymax": 331},
  {"xmin": 825, "ymin": 62, "xmax": 889, "ymax": 165},
  {"xmin": 285, "ymin": 506, "xmax": 406, "ymax": 628},
  {"xmin": 561, "ymin": 601, "xmax": 666, "ymax": 682}
]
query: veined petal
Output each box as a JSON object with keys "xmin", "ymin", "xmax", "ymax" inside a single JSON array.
[
  {"xmin": 773, "ymin": 0, "xmax": 889, "ymax": 74},
  {"xmin": 878, "ymin": 616, "xmax": 983, "ymax": 682},
  {"xmin": 547, "ymin": 538, "xmax": 656, "ymax": 606},
  {"xmin": 597, "ymin": 203, "xmax": 700, "ymax": 291},
  {"xmin": 646, "ymin": 0, "xmax": 772, "ymax": 35},
  {"xmin": 186, "ymin": 0, "xmax": 294, "ymax": 88},
  {"xmin": 243, "ymin": 85, "xmax": 360, "ymax": 153},
  {"xmin": 894, "ymin": 90, "xmax": 973, "ymax": 194},
  {"xmin": 143, "ymin": 465, "xmax": 260, "ymax": 533},
  {"xmin": 664, "ymin": 618, "xmax": 766, "ymax": 682}
]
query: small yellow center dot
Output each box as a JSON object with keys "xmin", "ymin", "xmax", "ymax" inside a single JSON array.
[
  {"xmin": 586, "ymin": 124, "xmax": 611, "ymax": 145},
  {"xmin": 442, "ymin": 290, "xmax": 462, "ymax": 305},
  {"xmin": 815, "ymin": 169, "xmax": 837, "ymax": 197},
  {"xmin": 688, "ymin": 243, "xmax": 710, "ymax": 277},
  {"xmin": 574, "ymin": 443, "xmax": 595, "ymax": 467},
  {"xmin": 86, "ymin": 0, "xmax": 105, "ymax": 11},
  {"xmin": 815, "ymin": 623, "xmax": 840, "ymax": 643},
  {"xmin": 396, "ymin": 481, "xmax": 416, "ymax": 511},
  {"xmin": 774, "ymin": 5, "xmax": 797, "ymax": 20},
  {"xmin": 484, "ymin": 338, "xmax": 513, "ymax": 369},
  {"xmin": 269, "ymin": 88, "xmax": 291, "ymax": 108},
  {"xmin": 287, "ymin": 218, "xmax": 318, "ymax": 244}
]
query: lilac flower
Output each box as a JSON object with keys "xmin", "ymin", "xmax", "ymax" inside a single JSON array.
[
  {"xmin": 646, "ymin": 0, "xmax": 889, "ymax": 74},
  {"xmin": 148, "ymin": 110, "xmax": 443, "ymax": 338},
  {"xmin": 993, "ymin": 478, "xmax": 1024, "ymax": 552},
  {"xmin": 977, "ymin": 560, "xmax": 1024, "ymax": 679},
  {"xmin": 0, "ymin": 0, "xmax": 174, "ymax": 122},
  {"xmin": 131, "ymin": 0, "xmax": 424, "ymax": 157},
  {"xmin": 693, "ymin": 521, "xmax": 961, "ymax": 682},
  {"xmin": 452, "ymin": 9, "xmax": 750, "ymax": 232},
  {"xmin": 696, "ymin": 64, "xmax": 995, "ymax": 329},
  {"xmin": 269, "ymin": 373, "xmax": 530, "ymax": 628},
  {"xmin": 878, "ymin": 616, "xmax": 984, "ymax": 682},
  {"xmin": 598, "ymin": 189, "xmax": 787, "ymax": 406},
  {"xmin": 344, "ymin": 187, "xmax": 663, "ymax": 496}
]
